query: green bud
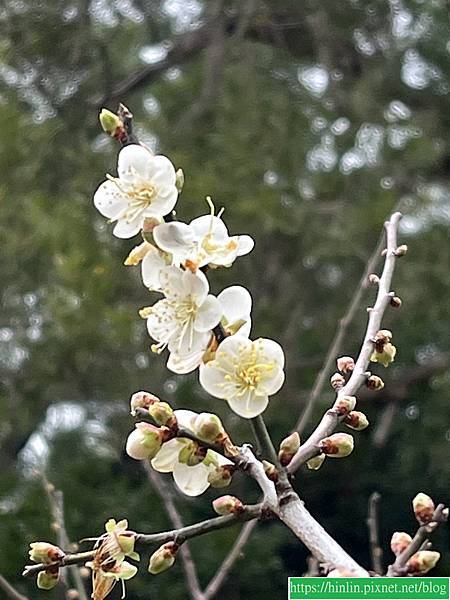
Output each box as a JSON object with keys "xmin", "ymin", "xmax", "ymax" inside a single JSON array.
[
  {"xmin": 306, "ymin": 454, "xmax": 326, "ymax": 470},
  {"xmin": 99, "ymin": 108, "xmax": 122, "ymax": 136},
  {"xmin": 148, "ymin": 402, "xmax": 175, "ymax": 427},
  {"xmin": 148, "ymin": 543, "xmax": 177, "ymax": 575},
  {"xmin": 126, "ymin": 423, "xmax": 163, "ymax": 460},
  {"xmin": 37, "ymin": 569, "xmax": 59, "ymax": 590},
  {"xmin": 212, "ymin": 495, "xmax": 244, "ymax": 516},
  {"xmin": 319, "ymin": 433, "xmax": 354, "ymax": 458},
  {"xmin": 178, "ymin": 440, "xmax": 205, "ymax": 466},
  {"xmin": 175, "ymin": 168, "xmax": 185, "ymax": 192},
  {"xmin": 194, "ymin": 413, "xmax": 224, "ymax": 443},
  {"xmin": 29, "ymin": 542, "xmax": 65, "ymax": 564},
  {"xmin": 344, "ymin": 411, "xmax": 369, "ymax": 431},
  {"xmin": 207, "ymin": 465, "xmax": 233, "ymax": 488}
]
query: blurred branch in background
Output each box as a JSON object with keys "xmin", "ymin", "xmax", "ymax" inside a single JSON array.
[
  {"xmin": 0, "ymin": 575, "xmax": 28, "ymax": 600},
  {"xmin": 367, "ymin": 492, "xmax": 383, "ymax": 575}
]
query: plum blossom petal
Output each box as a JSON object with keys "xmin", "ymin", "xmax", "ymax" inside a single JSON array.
[{"xmin": 173, "ymin": 462, "xmax": 211, "ymax": 496}]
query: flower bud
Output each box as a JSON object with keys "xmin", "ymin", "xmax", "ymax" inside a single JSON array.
[
  {"xmin": 344, "ymin": 411, "xmax": 369, "ymax": 431},
  {"xmin": 333, "ymin": 395, "xmax": 356, "ymax": 416},
  {"xmin": 366, "ymin": 374, "xmax": 384, "ymax": 390},
  {"xmin": 148, "ymin": 542, "xmax": 177, "ymax": 575},
  {"xmin": 124, "ymin": 241, "xmax": 153, "ymax": 266},
  {"xmin": 212, "ymin": 495, "xmax": 244, "ymax": 516},
  {"xmin": 330, "ymin": 372, "xmax": 345, "ymax": 390},
  {"xmin": 262, "ymin": 460, "xmax": 279, "ymax": 482},
  {"xmin": 390, "ymin": 296, "xmax": 402, "ymax": 308},
  {"xmin": 99, "ymin": 108, "xmax": 122, "ymax": 137},
  {"xmin": 130, "ymin": 391, "xmax": 159, "ymax": 416},
  {"xmin": 412, "ymin": 493, "xmax": 435, "ymax": 525},
  {"xmin": 407, "ymin": 551, "xmax": 440, "ymax": 574},
  {"xmin": 178, "ymin": 440, "xmax": 206, "ymax": 466},
  {"xmin": 390, "ymin": 531, "xmax": 412, "ymax": 556},
  {"xmin": 193, "ymin": 413, "xmax": 224, "ymax": 443},
  {"xmin": 307, "ymin": 454, "xmax": 326, "ymax": 471},
  {"xmin": 319, "ymin": 433, "xmax": 354, "ymax": 458},
  {"xmin": 126, "ymin": 423, "xmax": 164, "ymax": 460},
  {"xmin": 148, "ymin": 401, "xmax": 176, "ymax": 428},
  {"xmin": 207, "ymin": 465, "xmax": 233, "ymax": 488},
  {"xmin": 336, "ymin": 356, "xmax": 355, "ymax": 374},
  {"xmin": 371, "ymin": 342, "xmax": 396, "ymax": 367},
  {"xmin": 374, "ymin": 329, "xmax": 393, "ymax": 345},
  {"xmin": 395, "ymin": 244, "xmax": 408, "ymax": 257},
  {"xmin": 37, "ymin": 568, "xmax": 59, "ymax": 590},
  {"xmin": 29, "ymin": 542, "xmax": 65, "ymax": 564},
  {"xmin": 368, "ymin": 273, "xmax": 380, "ymax": 285},
  {"xmin": 175, "ymin": 168, "xmax": 185, "ymax": 192},
  {"xmin": 278, "ymin": 432, "xmax": 301, "ymax": 466}
]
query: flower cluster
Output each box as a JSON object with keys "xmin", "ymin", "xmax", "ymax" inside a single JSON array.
[{"xmin": 94, "ymin": 142, "xmax": 285, "ymax": 417}]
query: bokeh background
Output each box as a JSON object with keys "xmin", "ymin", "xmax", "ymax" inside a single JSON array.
[{"xmin": 0, "ymin": 1, "xmax": 449, "ymax": 598}]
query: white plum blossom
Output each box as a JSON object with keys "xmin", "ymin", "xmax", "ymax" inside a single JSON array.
[
  {"xmin": 145, "ymin": 266, "xmax": 222, "ymax": 360},
  {"xmin": 168, "ymin": 285, "xmax": 252, "ymax": 374},
  {"xmin": 141, "ymin": 244, "xmax": 171, "ymax": 291},
  {"xmin": 151, "ymin": 410, "xmax": 232, "ymax": 496},
  {"xmin": 94, "ymin": 144, "xmax": 178, "ymax": 238},
  {"xmin": 199, "ymin": 336, "xmax": 285, "ymax": 418},
  {"xmin": 152, "ymin": 207, "xmax": 254, "ymax": 270}
]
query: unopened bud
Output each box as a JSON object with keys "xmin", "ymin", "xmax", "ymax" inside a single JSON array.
[
  {"xmin": 178, "ymin": 440, "xmax": 206, "ymax": 466},
  {"xmin": 148, "ymin": 542, "xmax": 177, "ymax": 575},
  {"xmin": 371, "ymin": 342, "xmax": 397, "ymax": 367},
  {"xmin": 368, "ymin": 274, "xmax": 380, "ymax": 285},
  {"xmin": 330, "ymin": 372, "xmax": 345, "ymax": 390},
  {"xmin": 149, "ymin": 402, "xmax": 176, "ymax": 428},
  {"xmin": 37, "ymin": 568, "xmax": 59, "ymax": 590},
  {"xmin": 407, "ymin": 550, "xmax": 440, "ymax": 574},
  {"xmin": 390, "ymin": 531, "xmax": 412, "ymax": 556},
  {"xmin": 366, "ymin": 374, "xmax": 384, "ymax": 390},
  {"xmin": 175, "ymin": 168, "xmax": 185, "ymax": 192},
  {"xmin": 29, "ymin": 542, "xmax": 65, "ymax": 564},
  {"xmin": 212, "ymin": 495, "xmax": 244, "ymax": 516},
  {"xmin": 336, "ymin": 356, "xmax": 355, "ymax": 374},
  {"xmin": 207, "ymin": 465, "xmax": 233, "ymax": 488},
  {"xmin": 395, "ymin": 244, "xmax": 408, "ymax": 257},
  {"xmin": 412, "ymin": 493, "xmax": 435, "ymax": 525},
  {"xmin": 99, "ymin": 108, "xmax": 122, "ymax": 137},
  {"xmin": 390, "ymin": 296, "xmax": 402, "ymax": 308},
  {"xmin": 333, "ymin": 395, "xmax": 356, "ymax": 416},
  {"xmin": 374, "ymin": 329, "xmax": 393, "ymax": 345},
  {"xmin": 344, "ymin": 411, "xmax": 369, "ymax": 431},
  {"xmin": 307, "ymin": 454, "xmax": 326, "ymax": 471},
  {"xmin": 130, "ymin": 391, "xmax": 159, "ymax": 416},
  {"xmin": 278, "ymin": 432, "xmax": 301, "ymax": 466},
  {"xmin": 124, "ymin": 241, "xmax": 153, "ymax": 266},
  {"xmin": 260, "ymin": 460, "xmax": 278, "ymax": 482},
  {"xmin": 193, "ymin": 413, "xmax": 224, "ymax": 443},
  {"xmin": 319, "ymin": 433, "xmax": 354, "ymax": 458},
  {"xmin": 126, "ymin": 423, "xmax": 164, "ymax": 460}
]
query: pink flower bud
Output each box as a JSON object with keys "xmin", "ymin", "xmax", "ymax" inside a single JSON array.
[
  {"xmin": 207, "ymin": 465, "xmax": 233, "ymax": 488},
  {"xmin": 407, "ymin": 550, "xmax": 440, "ymax": 574},
  {"xmin": 148, "ymin": 401, "xmax": 175, "ymax": 427},
  {"xmin": 193, "ymin": 413, "xmax": 224, "ymax": 443},
  {"xmin": 333, "ymin": 395, "xmax": 356, "ymax": 416},
  {"xmin": 130, "ymin": 391, "xmax": 159, "ymax": 416},
  {"xmin": 148, "ymin": 542, "xmax": 178, "ymax": 575},
  {"xmin": 390, "ymin": 531, "xmax": 412, "ymax": 556},
  {"xmin": 330, "ymin": 372, "xmax": 345, "ymax": 390},
  {"xmin": 412, "ymin": 493, "xmax": 435, "ymax": 525},
  {"xmin": 126, "ymin": 423, "xmax": 163, "ymax": 460},
  {"xmin": 336, "ymin": 356, "xmax": 355, "ymax": 374},
  {"xmin": 212, "ymin": 495, "xmax": 244, "ymax": 516},
  {"xmin": 29, "ymin": 542, "xmax": 65, "ymax": 564},
  {"xmin": 278, "ymin": 432, "xmax": 301, "ymax": 466},
  {"xmin": 306, "ymin": 454, "xmax": 326, "ymax": 470},
  {"xmin": 319, "ymin": 433, "xmax": 354, "ymax": 458},
  {"xmin": 344, "ymin": 411, "xmax": 369, "ymax": 431}
]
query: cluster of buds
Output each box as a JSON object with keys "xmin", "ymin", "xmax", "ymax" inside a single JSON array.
[
  {"xmin": 344, "ymin": 411, "xmax": 369, "ymax": 431},
  {"xmin": 278, "ymin": 432, "xmax": 301, "ymax": 466},
  {"xmin": 333, "ymin": 395, "xmax": 356, "ymax": 416},
  {"xmin": 306, "ymin": 454, "xmax": 326, "ymax": 471},
  {"xmin": 318, "ymin": 433, "xmax": 354, "ymax": 458},
  {"xmin": 212, "ymin": 495, "xmax": 244, "ymax": 516},
  {"xmin": 390, "ymin": 531, "xmax": 412, "ymax": 556},
  {"xmin": 29, "ymin": 542, "xmax": 65, "ymax": 590},
  {"xmin": 407, "ymin": 551, "xmax": 440, "ymax": 575},
  {"xmin": 370, "ymin": 330, "xmax": 396, "ymax": 368},
  {"xmin": 148, "ymin": 542, "xmax": 178, "ymax": 575},
  {"xmin": 126, "ymin": 422, "xmax": 171, "ymax": 461},
  {"xmin": 412, "ymin": 492, "xmax": 435, "ymax": 525}
]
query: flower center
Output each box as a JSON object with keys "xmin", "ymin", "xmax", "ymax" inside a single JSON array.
[
  {"xmin": 108, "ymin": 175, "xmax": 158, "ymax": 223},
  {"xmin": 219, "ymin": 343, "xmax": 275, "ymax": 397}
]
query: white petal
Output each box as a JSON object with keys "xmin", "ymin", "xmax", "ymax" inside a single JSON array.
[
  {"xmin": 190, "ymin": 215, "xmax": 229, "ymax": 240},
  {"xmin": 236, "ymin": 235, "xmax": 255, "ymax": 256},
  {"xmin": 167, "ymin": 343, "xmax": 208, "ymax": 374},
  {"xmin": 148, "ymin": 155, "xmax": 176, "ymax": 187},
  {"xmin": 93, "ymin": 180, "xmax": 127, "ymax": 219},
  {"xmin": 227, "ymin": 390, "xmax": 269, "ymax": 418},
  {"xmin": 118, "ymin": 144, "xmax": 154, "ymax": 182},
  {"xmin": 159, "ymin": 265, "xmax": 188, "ymax": 299},
  {"xmin": 199, "ymin": 362, "xmax": 230, "ymax": 400},
  {"xmin": 218, "ymin": 286, "xmax": 252, "ymax": 324},
  {"xmin": 173, "ymin": 462, "xmax": 210, "ymax": 496},
  {"xmin": 113, "ymin": 215, "xmax": 143, "ymax": 239},
  {"xmin": 151, "ymin": 438, "xmax": 185, "ymax": 473},
  {"xmin": 194, "ymin": 295, "xmax": 222, "ymax": 332},
  {"xmin": 153, "ymin": 222, "xmax": 196, "ymax": 257},
  {"xmin": 141, "ymin": 247, "xmax": 168, "ymax": 290},
  {"xmin": 257, "ymin": 338, "xmax": 285, "ymax": 368},
  {"xmin": 216, "ymin": 335, "xmax": 252, "ymax": 360},
  {"xmin": 181, "ymin": 269, "xmax": 209, "ymax": 305},
  {"xmin": 173, "ymin": 410, "xmax": 198, "ymax": 432},
  {"xmin": 260, "ymin": 366, "xmax": 285, "ymax": 396},
  {"xmin": 144, "ymin": 186, "xmax": 178, "ymax": 219}
]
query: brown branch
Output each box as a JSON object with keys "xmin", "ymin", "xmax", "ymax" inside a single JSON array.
[
  {"xmin": 0, "ymin": 575, "xmax": 28, "ymax": 600},
  {"xmin": 143, "ymin": 462, "xmax": 205, "ymax": 600},
  {"xmin": 288, "ymin": 212, "xmax": 403, "ymax": 473},
  {"xmin": 387, "ymin": 504, "xmax": 448, "ymax": 576},
  {"xmin": 367, "ymin": 492, "xmax": 383, "ymax": 575},
  {"xmin": 295, "ymin": 229, "xmax": 386, "ymax": 433}
]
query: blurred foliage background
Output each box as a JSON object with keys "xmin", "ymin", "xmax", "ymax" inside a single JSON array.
[{"xmin": 0, "ymin": 0, "xmax": 449, "ymax": 598}]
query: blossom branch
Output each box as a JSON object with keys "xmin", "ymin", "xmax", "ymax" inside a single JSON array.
[
  {"xmin": 387, "ymin": 504, "xmax": 448, "ymax": 576},
  {"xmin": 287, "ymin": 212, "xmax": 403, "ymax": 473},
  {"xmin": 367, "ymin": 492, "xmax": 383, "ymax": 575},
  {"xmin": 0, "ymin": 574, "xmax": 28, "ymax": 600}
]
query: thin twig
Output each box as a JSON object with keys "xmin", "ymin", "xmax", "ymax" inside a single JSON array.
[
  {"xmin": 0, "ymin": 574, "xmax": 28, "ymax": 600},
  {"xmin": 143, "ymin": 463, "xmax": 205, "ymax": 600},
  {"xmin": 288, "ymin": 212, "xmax": 403, "ymax": 473},
  {"xmin": 367, "ymin": 492, "xmax": 383, "ymax": 574}
]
